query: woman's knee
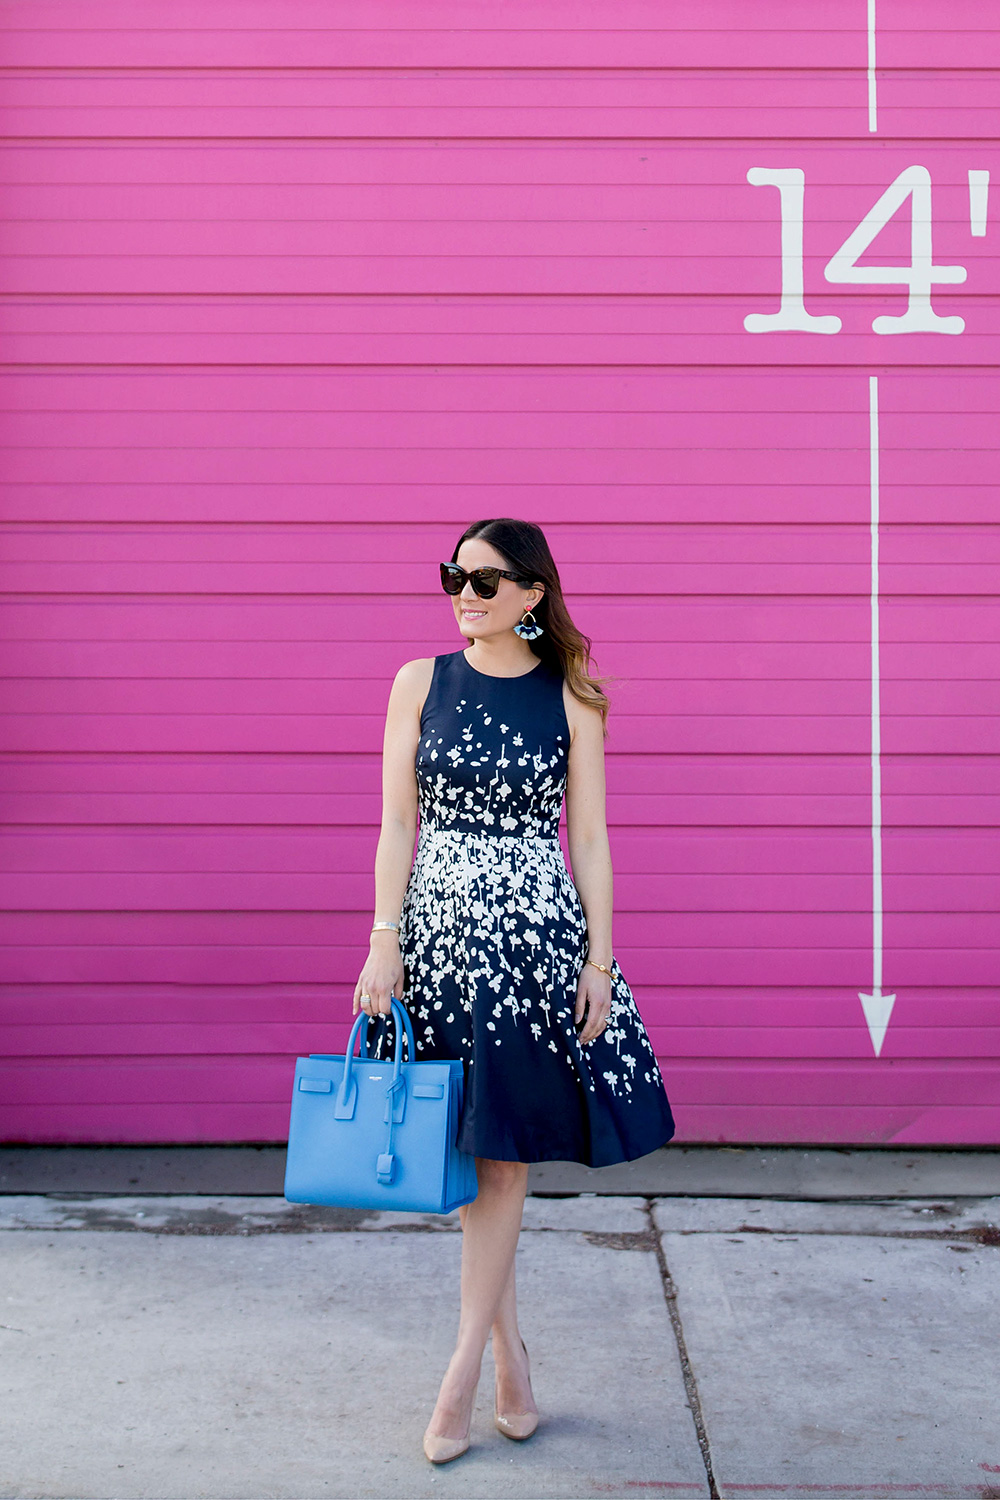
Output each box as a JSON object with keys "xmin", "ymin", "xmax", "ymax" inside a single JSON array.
[{"xmin": 475, "ymin": 1156, "xmax": 529, "ymax": 1193}]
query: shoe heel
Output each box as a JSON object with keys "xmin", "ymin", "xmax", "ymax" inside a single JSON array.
[{"xmin": 494, "ymin": 1338, "xmax": 539, "ymax": 1441}]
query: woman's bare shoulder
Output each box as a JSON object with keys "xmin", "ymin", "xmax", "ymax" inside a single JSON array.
[
  {"xmin": 392, "ymin": 657, "xmax": 437, "ymax": 714},
  {"xmin": 395, "ymin": 656, "xmax": 437, "ymax": 688},
  {"xmin": 562, "ymin": 677, "xmax": 604, "ymax": 746}
]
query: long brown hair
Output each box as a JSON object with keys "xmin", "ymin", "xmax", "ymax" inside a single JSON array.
[{"xmin": 450, "ymin": 517, "xmax": 612, "ymax": 732}]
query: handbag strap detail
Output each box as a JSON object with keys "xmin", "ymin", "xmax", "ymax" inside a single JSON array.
[{"xmin": 335, "ymin": 1000, "xmax": 415, "ymax": 1188}]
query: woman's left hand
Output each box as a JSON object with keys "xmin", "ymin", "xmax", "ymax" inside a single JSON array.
[{"xmin": 575, "ymin": 964, "xmax": 613, "ymax": 1044}]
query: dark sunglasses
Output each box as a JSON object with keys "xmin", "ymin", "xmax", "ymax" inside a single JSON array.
[{"xmin": 439, "ymin": 562, "xmax": 532, "ymax": 599}]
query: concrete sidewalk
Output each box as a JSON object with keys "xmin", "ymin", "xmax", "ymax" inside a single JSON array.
[{"xmin": 2, "ymin": 1191, "xmax": 999, "ymax": 1500}]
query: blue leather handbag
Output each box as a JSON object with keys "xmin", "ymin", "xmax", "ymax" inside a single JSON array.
[{"xmin": 283, "ymin": 999, "xmax": 478, "ymax": 1214}]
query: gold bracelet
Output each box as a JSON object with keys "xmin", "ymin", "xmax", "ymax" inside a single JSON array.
[
  {"xmin": 371, "ymin": 920, "xmax": 399, "ymax": 933},
  {"xmin": 586, "ymin": 958, "xmax": 612, "ymax": 975}
]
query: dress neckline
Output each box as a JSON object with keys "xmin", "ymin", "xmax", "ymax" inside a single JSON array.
[{"xmin": 460, "ymin": 648, "xmax": 544, "ymax": 681}]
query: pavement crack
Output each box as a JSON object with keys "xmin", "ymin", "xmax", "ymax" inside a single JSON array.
[
  {"xmin": 644, "ymin": 1199, "xmax": 722, "ymax": 1500},
  {"xmin": 720, "ymin": 1224, "xmax": 1000, "ymax": 1246}
]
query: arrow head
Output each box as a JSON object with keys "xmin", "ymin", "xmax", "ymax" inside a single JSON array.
[{"xmin": 859, "ymin": 990, "xmax": 897, "ymax": 1058}]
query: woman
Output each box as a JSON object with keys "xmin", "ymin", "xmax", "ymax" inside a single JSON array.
[{"xmin": 353, "ymin": 517, "xmax": 675, "ymax": 1464}]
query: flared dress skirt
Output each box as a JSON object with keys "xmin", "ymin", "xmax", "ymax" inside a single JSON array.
[{"xmin": 370, "ymin": 648, "xmax": 675, "ymax": 1167}]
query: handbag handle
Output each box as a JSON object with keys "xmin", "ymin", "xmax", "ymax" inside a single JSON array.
[
  {"xmin": 359, "ymin": 999, "xmax": 416, "ymax": 1064},
  {"xmin": 334, "ymin": 999, "xmax": 414, "ymax": 1125}
]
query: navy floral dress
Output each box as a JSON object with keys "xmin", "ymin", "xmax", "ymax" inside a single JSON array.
[{"xmin": 370, "ymin": 648, "xmax": 675, "ymax": 1166}]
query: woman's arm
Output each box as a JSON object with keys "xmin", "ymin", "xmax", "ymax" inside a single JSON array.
[
  {"xmin": 352, "ymin": 657, "xmax": 434, "ymax": 1018},
  {"xmin": 563, "ymin": 685, "xmax": 615, "ymax": 1043}
]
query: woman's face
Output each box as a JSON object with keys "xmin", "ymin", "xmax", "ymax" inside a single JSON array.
[{"xmin": 452, "ymin": 538, "xmax": 544, "ymax": 642}]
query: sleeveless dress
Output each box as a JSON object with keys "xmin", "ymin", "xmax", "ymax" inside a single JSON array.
[{"xmin": 370, "ymin": 647, "xmax": 676, "ymax": 1166}]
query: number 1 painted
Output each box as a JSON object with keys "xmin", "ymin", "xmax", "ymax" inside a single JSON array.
[{"xmin": 743, "ymin": 168, "xmax": 842, "ymax": 334}]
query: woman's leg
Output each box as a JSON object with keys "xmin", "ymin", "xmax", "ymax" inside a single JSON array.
[
  {"xmin": 489, "ymin": 1253, "xmax": 538, "ymax": 1418},
  {"xmin": 425, "ymin": 1156, "xmax": 530, "ymax": 1441}
]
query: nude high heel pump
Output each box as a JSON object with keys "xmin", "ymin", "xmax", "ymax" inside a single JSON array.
[
  {"xmin": 422, "ymin": 1425, "xmax": 471, "ymax": 1464},
  {"xmin": 494, "ymin": 1338, "xmax": 539, "ymax": 1441},
  {"xmin": 422, "ymin": 1377, "xmax": 475, "ymax": 1464}
]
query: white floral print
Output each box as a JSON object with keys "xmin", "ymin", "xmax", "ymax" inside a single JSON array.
[{"xmin": 370, "ymin": 650, "xmax": 674, "ymax": 1164}]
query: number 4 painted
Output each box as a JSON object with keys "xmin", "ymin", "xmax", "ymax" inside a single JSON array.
[{"xmin": 745, "ymin": 165, "xmax": 967, "ymax": 335}]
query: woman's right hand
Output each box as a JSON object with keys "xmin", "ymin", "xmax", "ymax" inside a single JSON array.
[{"xmin": 352, "ymin": 934, "xmax": 405, "ymax": 1018}]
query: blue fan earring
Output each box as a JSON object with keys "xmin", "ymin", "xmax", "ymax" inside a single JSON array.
[{"xmin": 514, "ymin": 606, "xmax": 543, "ymax": 641}]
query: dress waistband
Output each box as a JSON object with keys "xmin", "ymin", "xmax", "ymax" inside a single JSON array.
[{"xmin": 418, "ymin": 824, "xmax": 560, "ymax": 844}]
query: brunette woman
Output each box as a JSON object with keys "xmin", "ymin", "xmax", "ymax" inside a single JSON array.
[{"xmin": 353, "ymin": 517, "xmax": 675, "ymax": 1462}]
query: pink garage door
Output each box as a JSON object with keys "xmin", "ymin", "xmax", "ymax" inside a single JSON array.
[{"xmin": 1, "ymin": 2, "xmax": 997, "ymax": 1145}]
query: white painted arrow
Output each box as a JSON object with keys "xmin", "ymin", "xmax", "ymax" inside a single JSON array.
[
  {"xmin": 867, "ymin": 0, "xmax": 877, "ymax": 132},
  {"xmin": 860, "ymin": 988, "xmax": 896, "ymax": 1059},
  {"xmin": 859, "ymin": 376, "xmax": 896, "ymax": 1058}
]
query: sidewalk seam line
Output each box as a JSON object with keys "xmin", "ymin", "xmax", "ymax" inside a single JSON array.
[{"xmin": 645, "ymin": 1199, "xmax": 722, "ymax": 1500}]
